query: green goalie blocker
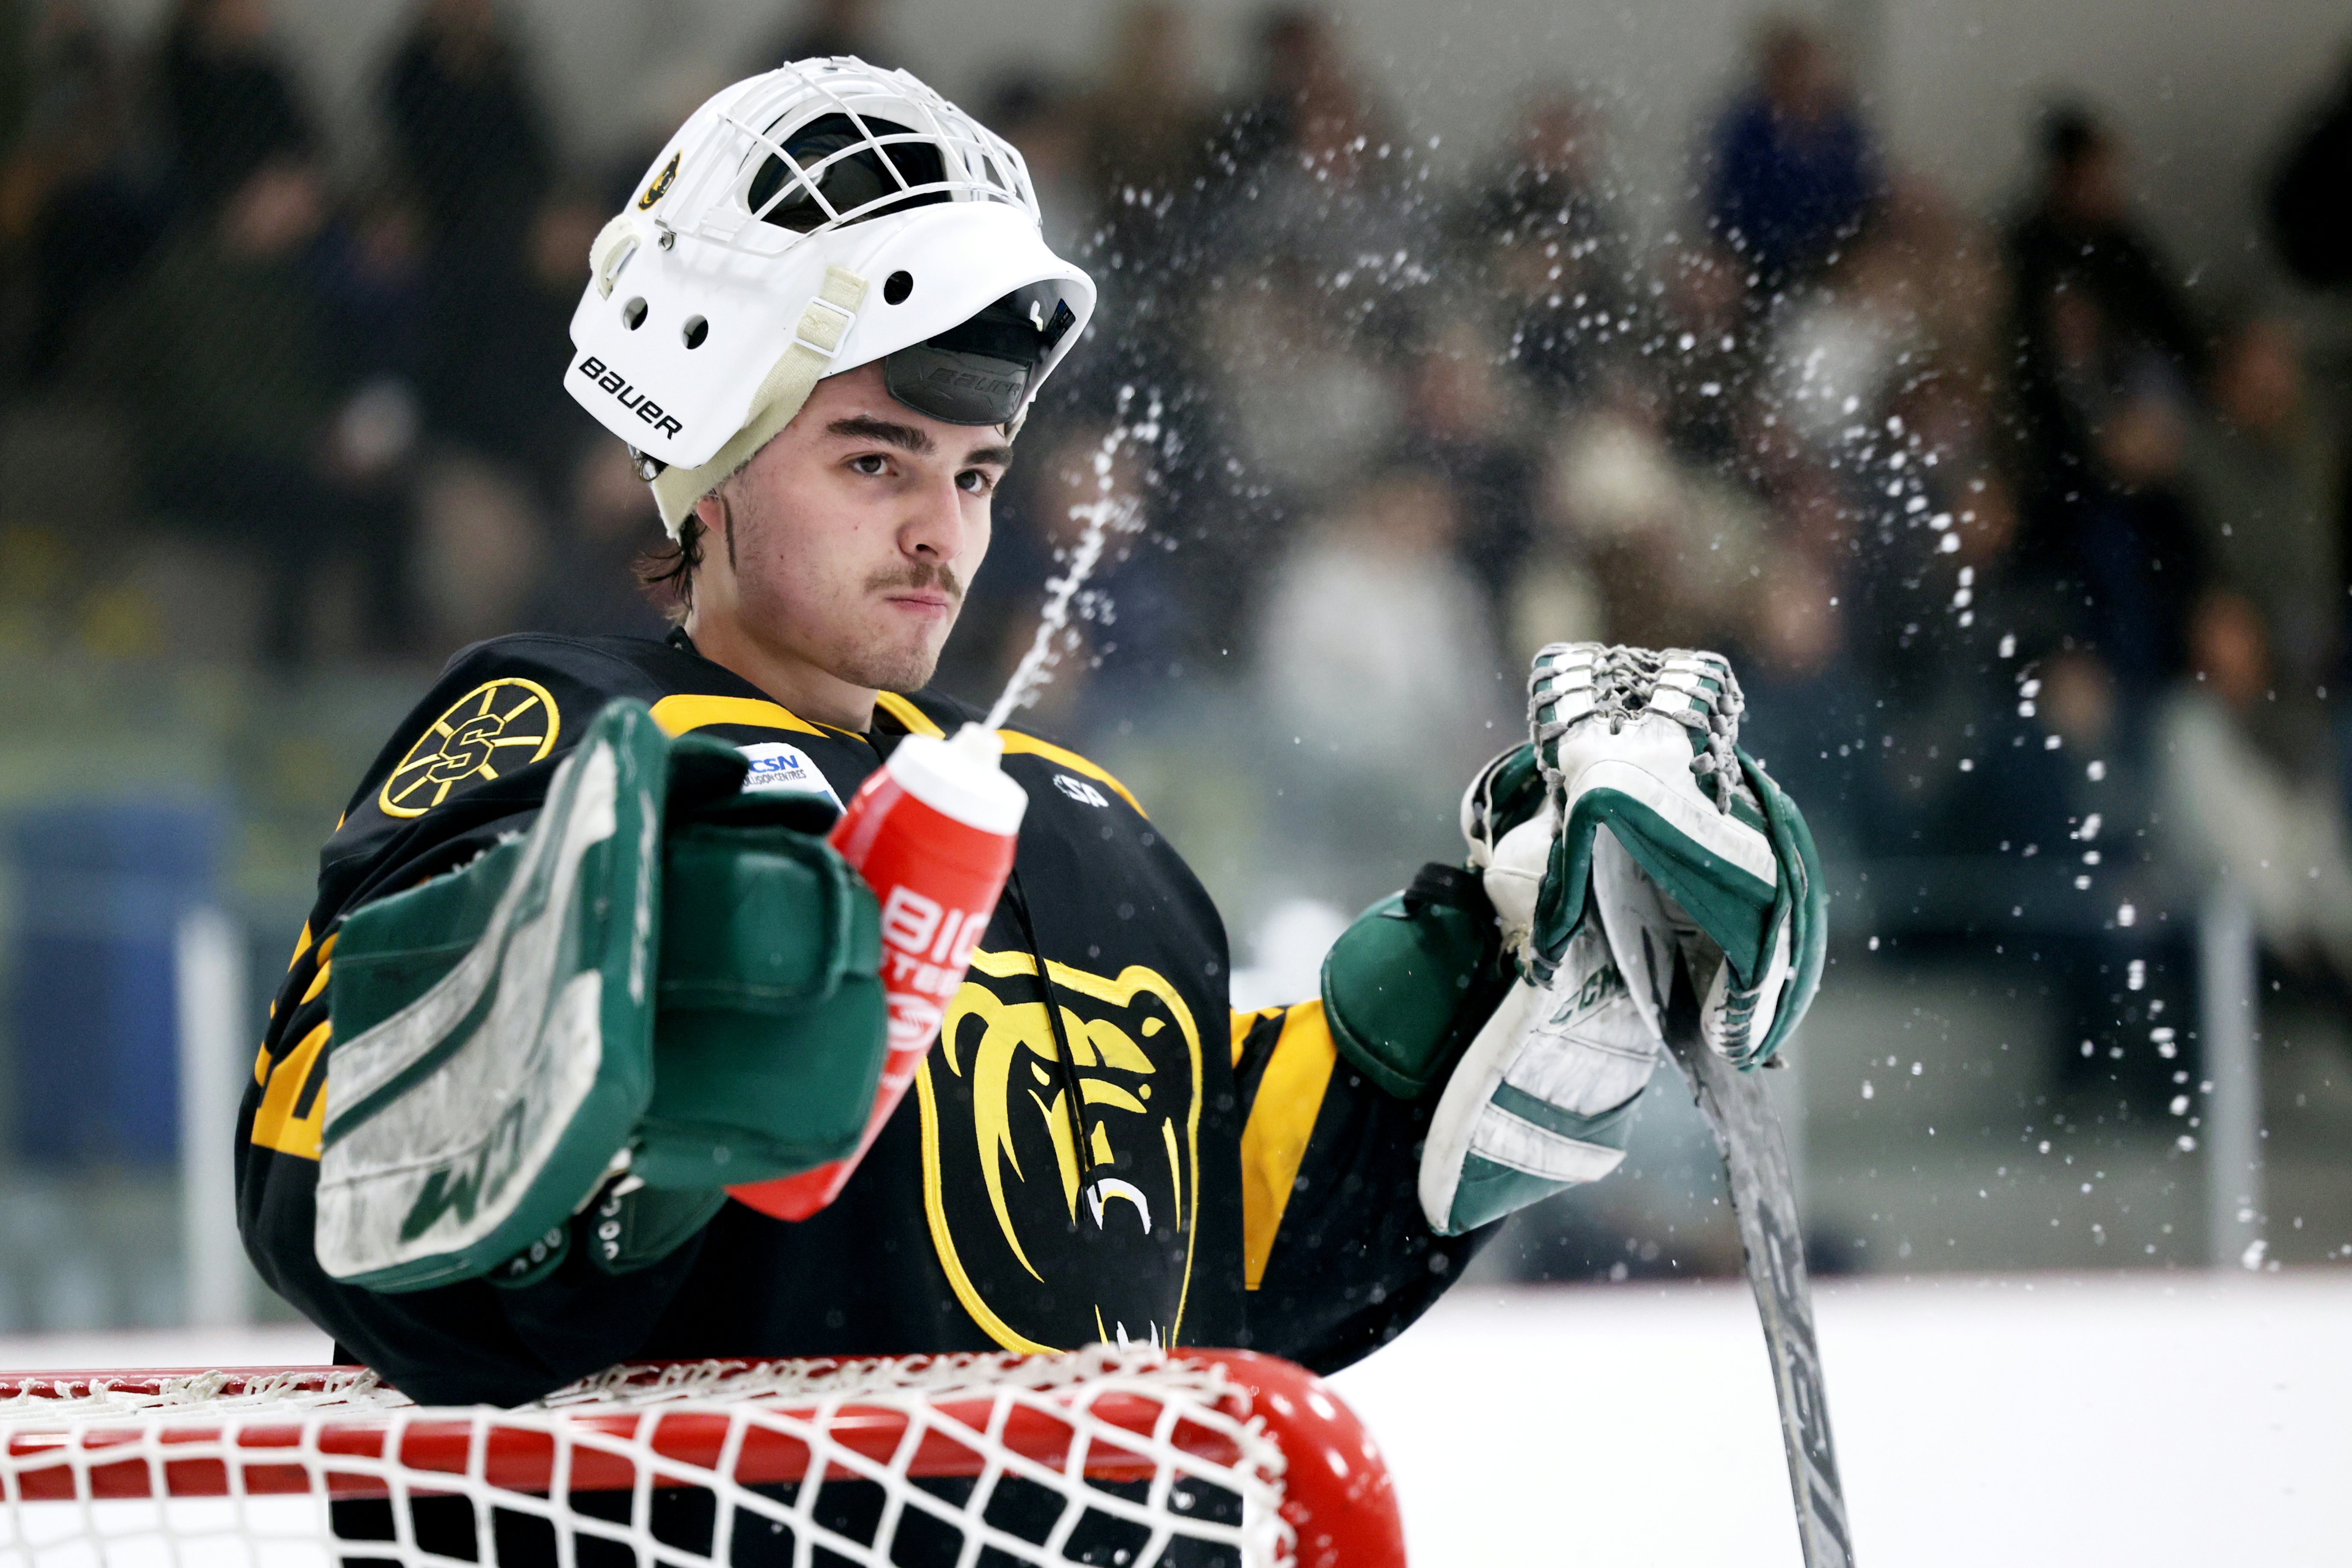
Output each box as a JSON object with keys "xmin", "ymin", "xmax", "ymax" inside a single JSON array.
[
  {"xmin": 1319, "ymin": 864, "xmax": 1515, "ymax": 1101},
  {"xmin": 314, "ymin": 700, "xmax": 886, "ymax": 1293}
]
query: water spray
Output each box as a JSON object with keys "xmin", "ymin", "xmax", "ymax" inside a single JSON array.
[{"xmin": 984, "ymin": 386, "xmax": 1163, "ymax": 731}]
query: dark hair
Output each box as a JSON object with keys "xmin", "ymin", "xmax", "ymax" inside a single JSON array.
[{"xmin": 634, "ymin": 512, "xmax": 704, "ymax": 623}]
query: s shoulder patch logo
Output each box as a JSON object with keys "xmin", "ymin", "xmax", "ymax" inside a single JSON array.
[
  {"xmin": 379, "ymin": 679, "xmax": 560, "ymax": 819},
  {"xmin": 637, "ymin": 152, "xmax": 680, "ymax": 210},
  {"xmin": 1052, "ymin": 774, "xmax": 1110, "ymax": 809}
]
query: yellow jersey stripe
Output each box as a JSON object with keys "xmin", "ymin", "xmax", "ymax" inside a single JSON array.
[
  {"xmin": 875, "ymin": 691, "xmax": 945, "ymax": 737},
  {"xmin": 999, "ymin": 734, "xmax": 1146, "ymax": 816},
  {"xmin": 873, "ymin": 697, "xmax": 1145, "ymax": 816},
  {"xmin": 648, "ymin": 693, "xmax": 825, "ymax": 739},
  {"xmin": 251, "ymin": 1018, "xmax": 332, "ymax": 1160},
  {"xmin": 297, "ymin": 932, "xmax": 339, "ymax": 1006},
  {"xmin": 1239, "ymin": 999, "xmax": 1338, "ymax": 1291}
]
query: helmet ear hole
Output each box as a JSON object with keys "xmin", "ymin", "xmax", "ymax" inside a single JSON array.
[
  {"xmin": 681, "ymin": 315, "xmax": 708, "ymax": 349},
  {"xmin": 884, "ymin": 271, "xmax": 913, "ymax": 305},
  {"xmin": 622, "ymin": 297, "xmax": 648, "ymax": 330}
]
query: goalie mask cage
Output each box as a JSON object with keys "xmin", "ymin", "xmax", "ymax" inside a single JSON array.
[{"xmin": 0, "ymin": 1347, "xmax": 1402, "ymax": 1568}]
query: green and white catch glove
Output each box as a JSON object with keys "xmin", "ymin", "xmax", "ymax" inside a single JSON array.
[
  {"xmin": 315, "ymin": 699, "xmax": 888, "ymax": 1293},
  {"xmin": 1421, "ymin": 644, "xmax": 1827, "ymax": 1236},
  {"xmin": 1487, "ymin": 644, "xmax": 1824, "ymax": 1067}
]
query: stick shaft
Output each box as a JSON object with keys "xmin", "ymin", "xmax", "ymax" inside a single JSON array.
[{"xmin": 1664, "ymin": 1023, "xmax": 1854, "ymax": 1568}]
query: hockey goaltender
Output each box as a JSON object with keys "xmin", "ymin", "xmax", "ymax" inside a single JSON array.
[{"xmin": 237, "ymin": 60, "xmax": 1825, "ymax": 1434}]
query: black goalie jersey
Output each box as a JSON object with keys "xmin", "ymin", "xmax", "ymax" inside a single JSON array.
[{"xmin": 238, "ymin": 630, "xmax": 1491, "ymax": 1406}]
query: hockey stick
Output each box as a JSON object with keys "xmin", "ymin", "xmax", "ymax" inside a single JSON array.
[{"xmin": 1661, "ymin": 967, "xmax": 1855, "ymax": 1568}]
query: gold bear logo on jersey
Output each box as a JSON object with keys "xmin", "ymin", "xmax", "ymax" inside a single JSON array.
[
  {"xmin": 918, "ymin": 950, "xmax": 1202, "ymax": 1355},
  {"xmin": 379, "ymin": 679, "xmax": 560, "ymax": 819}
]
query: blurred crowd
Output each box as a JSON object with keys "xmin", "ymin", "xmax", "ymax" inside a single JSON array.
[{"xmin": 4, "ymin": 0, "xmax": 2352, "ymax": 997}]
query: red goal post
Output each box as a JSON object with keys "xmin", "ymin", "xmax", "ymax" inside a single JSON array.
[{"xmin": 0, "ymin": 1346, "xmax": 1403, "ymax": 1568}]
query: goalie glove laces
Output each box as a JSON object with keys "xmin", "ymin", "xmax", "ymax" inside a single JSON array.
[{"xmin": 1531, "ymin": 643, "xmax": 1754, "ymax": 816}]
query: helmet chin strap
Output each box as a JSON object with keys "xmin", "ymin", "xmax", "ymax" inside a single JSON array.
[{"xmin": 648, "ymin": 265, "xmax": 870, "ymax": 538}]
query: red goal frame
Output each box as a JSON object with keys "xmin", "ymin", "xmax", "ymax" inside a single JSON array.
[{"xmin": 0, "ymin": 1350, "xmax": 1404, "ymax": 1568}]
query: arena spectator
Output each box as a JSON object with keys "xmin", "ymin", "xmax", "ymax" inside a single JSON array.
[
  {"xmin": 1214, "ymin": 17, "xmax": 1404, "ymax": 283},
  {"xmin": 2159, "ymin": 590, "xmax": 2352, "ymax": 990},
  {"xmin": 524, "ymin": 442, "xmax": 671, "ymax": 640},
  {"xmin": 1393, "ymin": 319, "xmax": 1543, "ymax": 616},
  {"xmin": 1085, "ymin": 3, "xmax": 1211, "ymax": 204},
  {"xmin": 1704, "ymin": 18, "xmax": 1880, "ymax": 290},
  {"xmin": 78, "ymin": 156, "xmax": 413, "ymax": 663},
  {"xmin": 1, "ymin": 0, "xmax": 155, "ymax": 380},
  {"xmin": 1214, "ymin": 7, "xmax": 1352, "ymax": 185},
  {"xmin": 380, "ymin": 0, "xmax": 553, "ymax": 252},
  {"xmin": 2184, "ymin": 315, "xmax": 2344, "ymax": 728},
  {"xmin": 1254, "ymin": 461, "xmax": 1512, "ymax": 908},
  {"xmin": 749, "ymin": 0, "xmax": 893, "ymax": 74},
  {"xmin": 2005, "ymin": 104, "xmax": 2205, "ymax": 505},
  {"xmin": 1728, "ymin": 551, "xmax": 1875, "ymax": 861},
  {"xmin": 1200, "ymin": 260, "xmax": 1400, "ymax": 517},
  {"xmin": 1466, "ymin": 90, "xmax": 1636, "ymax": 411},
  {"xmin": 412, "ymin": 451, "xmax": 545, "ymax": 657},
  {"xmin": 1652, "ymin": 240, "xmax": 1757, "ymax": 469},
  {"xmin": 2076, "ymin": 380, "xmax": 2209, "ymax": 698},
  {"xmin": 159, "ymin": 0, "xmax": 316, "ymax": 219},
  {"xmin": 2268, "ymin": 45, "xmax": 2352, "ymax": 292},
  {"xmin": 985, "ymin": 76, "xmax": 1093, "ymax": 259},
  {"xmin": 413, "ymin": 190, "xmax": 604, "ymax": 491},
  {"xmin": 1540, "ymin": 370, "xmax": 1769, "ymax": 654}
]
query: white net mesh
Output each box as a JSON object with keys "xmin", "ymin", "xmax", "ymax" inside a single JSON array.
[{"xmin": 0, "ymin": 1348, "xmax": 1313, "ymax": 1568}]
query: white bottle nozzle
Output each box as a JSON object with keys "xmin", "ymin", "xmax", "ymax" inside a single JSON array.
[
  {"xmin": 948, "ymin": 721, "xmax": 1005, "ymax": 769},
  {"xmin": 883, "ymin": 722, "xmax": 1027, "ymax": 836}
]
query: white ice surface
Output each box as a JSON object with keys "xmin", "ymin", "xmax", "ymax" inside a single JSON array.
[
  {"xmin": 3, "ymin": 1273, "xmax": 2345, "ymax": 1566},
  {"xmin": 1329, "ymin": 1270, "xmax": 2352, "ymax": 1567}
]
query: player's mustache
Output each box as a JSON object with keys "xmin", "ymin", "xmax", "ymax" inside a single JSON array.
[{"xmin": 867, "ymin": 562, "xmax": 964, "ymax": 603}]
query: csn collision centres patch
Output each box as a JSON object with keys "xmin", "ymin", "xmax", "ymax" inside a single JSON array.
[{"xmin": 737, "ymin": 742, "xmax": 844, "ymax": 809}]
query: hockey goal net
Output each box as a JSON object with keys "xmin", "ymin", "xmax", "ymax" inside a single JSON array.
[{"xmin": 0, "ymin": 1346, "xmax": 1400, "ymax": 1568}]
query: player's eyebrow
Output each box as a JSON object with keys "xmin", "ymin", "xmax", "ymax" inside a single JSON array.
[
  {"xmin": 828, "ymin": 415, "xmax": 933, "ymax": 455},
  {"xmin": 964, "ymin": 442, "xmax": 1015, "ymax": 469}
]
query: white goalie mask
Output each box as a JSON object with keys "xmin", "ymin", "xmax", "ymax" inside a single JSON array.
[{"xmin": 565, "ymin": 57, "xmax": 1097, "ymax": 537}]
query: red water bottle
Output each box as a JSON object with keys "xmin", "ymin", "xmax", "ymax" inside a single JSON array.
[{"xmin": 727, "ymin": 722, "xmax": 1027, "ymax": 1221}]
